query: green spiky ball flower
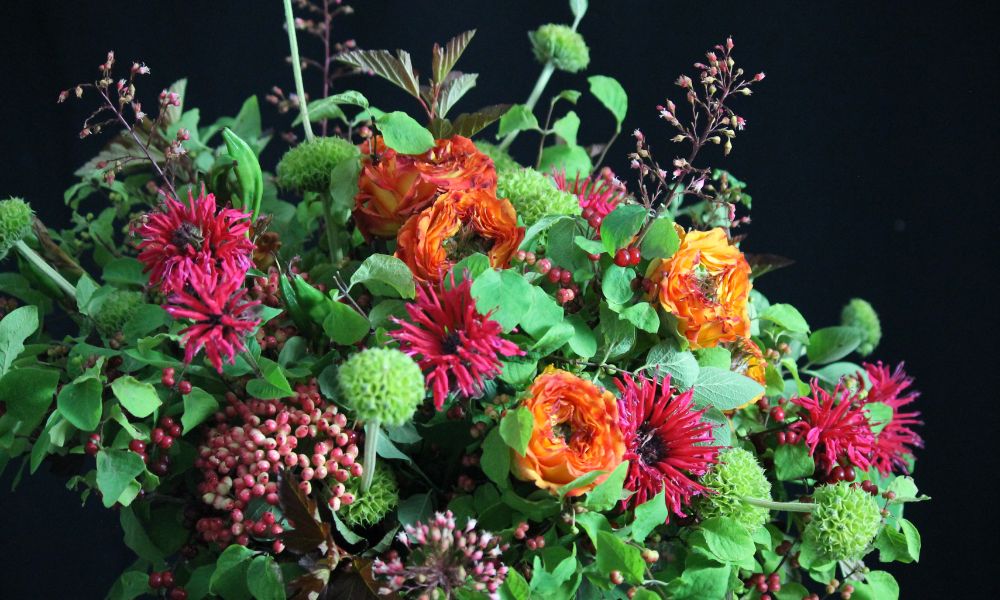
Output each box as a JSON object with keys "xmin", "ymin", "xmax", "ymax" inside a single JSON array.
[
  {"xmin": 276, "ymin": 136, "xmax": 359, "ymax": 194},
  {"xmin": 0, "ymin": 197, "xmax": 33, "ymax": 260},
  {"xmin": 698, "ymin": 448, "xmax": 772, "ymax": 532},
  {"xmin": 93, "ymin": 290, "xmax": 143, "ymax": 336},
  {"xmin": 496, "ymin": 168, "xmax": 580, "ymax": 226},
  {"xmin": 841, "ymin": 298, "xmax": 882, "ymax": 356},
  {"xmin": 338, "ymin": 348, "xmax": 424, "ymax": 426},
  {"xmin": 529, "ymin": 24, "xmax": 590, "ymax": 73},
  {"xmin": 475, "ymin": 142, "xmax": 521, "ymax": 173},
  {"xmin": 341, "ymin": 463, "xmax": 399, "ymax": 528},
  {"xmin": 804, "ymin": 482, "xmax": 882, "ymax": 561}
]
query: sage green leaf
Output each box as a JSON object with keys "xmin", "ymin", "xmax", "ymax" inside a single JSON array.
[
  {"xmin": 111, "ymin": 375, "xmax": 162, "ymax": 418},
  {"xmin": 0, "ymin": 304, "xmax": 38, "ymax": 376},
  {"xmin": 96, "ymin": 449, "xmax": 146, "ymax": 508},
  {"xmin": 584, "ymin": 460, "xmax": 629, "ymax": 511},
  {"xmin": 182, "ymin": 387, "xmax": 220, "ymax": 434},
  {"xmin": 700, "ymin": 516, "xmax": 756, "ymax": 563},
  {"xmin": 691, "ymin": 367, "xmax": 763, "ymax": 410},
  {"xmin": 499, "ymin": 406, "xmax": 534, "ymax": 456},
  {"xmin": 350, "ymin": 253, "xmax": 416, "ymax": 299},
  {"xmin": 378, "ymin": 111, "xmax": 435, "ymax": 154},
  {"xmin": 630, "ymin": 488, "xmax": 668, "ymax": 542},
  {"xmin": 481, "ymin": 427, "xmax": 511, "ymax": 489},
  {"xmin": 588, "ymin": 75, "xmax": 628, "ymax": 131},
  {"xmin": 600, "ymin": 204, "xmax": 646, "ymax": 254},
  {"xmin": 807, "ymin": 326, "xmax": 863, "ymax": 364},
  {"xmin": 57, "ymin": 375, "xmax": 103, "ymax": 431}
]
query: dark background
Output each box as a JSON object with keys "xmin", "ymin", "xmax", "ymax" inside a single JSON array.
[{"xmin": 1, "ymin": 1, "xmax": 996, "ymax": 597}]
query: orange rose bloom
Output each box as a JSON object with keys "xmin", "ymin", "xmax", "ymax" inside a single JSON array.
[
  {"xmin": 646, "ymin": 227, "xmax": 752, "ymax": 349},
  {"xmin": 729, "ymin": 337, "xmax": 767, "ymax": 409},
  {"xmin": 512, "ymin": 367, "xmax": 626, "ymax": 496},
  {"xmin": 354, "ymin": 138, "xmax": 439, "ymax": 239},
  {"xmin": 354, "ymin": 136, "xmax": 498, "ymax": 240},
  {"xmin": 395, "ymin": 189, "xmax": 524, "ymax": 282}
]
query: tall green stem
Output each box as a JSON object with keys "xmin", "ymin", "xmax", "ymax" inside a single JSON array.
[
  {"xmin": 499, "ymin": 62, "xmax": 556, "ymax": 152},
  {"xmin": 361, "ymin": 420, "xmax": 380, "ymax": 493},
  {"xmin": 743, "ymin": 497, "xmax": 816, "ymax": 513},
  {"xmin": 320, "ymin": 192, "xmax": 342, "ymax": 263},
  {"xmin": 14, "ymin": 240, "xmax": 76, "ymax": 298},
  {"xmin": 283, "ymin": 0, "xmax": 314, "ymax": 141}
]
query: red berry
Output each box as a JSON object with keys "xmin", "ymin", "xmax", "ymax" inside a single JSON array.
[
  {"xmin": 559, "ymin": 269, "xmax": 572, "ymax": 285},
  {"xmin": 170, "ymin": 589, "xmax": 188, "ymax": 600},
  {"xmin": 178, "ymin": 381, "xmax": 192, "ymax": 394},
  {"xmin": 775, "ymin": 431, "xmax": 787, "ymax": 445},
  {"xmin": 629, "ymin": 247, "xmax": 642, "ymax": 265},
  {"xmin": 160, "ymin": 571, "xmax": 174, "ymax": 588},
  {"xmin": 614, "ymin": 249, "xmax": 630, "ymax": 267},
  {"xmin": 590, "ymin": 215, "xmax": 604, "ymax": 229},
  {"xmin": 159, "ymin": 436, "xmax": 175, "ymax": 450},
  {"xmin": 770, "ymin": 407, "xmax": 785, "ymax": 422},
  {"xmin": 843, "ymin": 467, "xmax": 856, "ymax": 482},
  {"xmin": 547, "ymin": 267, "xmax": 562, "ymax": 283},
  {"xmin": 151, "ymin": 428, "xmax": 165, "ymax": 444},
  {"xmin": 84, "ymin": 442, "xmax": 99, "ymax": 456},
  {"xmin": 588, "ymin": 253, "xmax": 601, "ymax": 262},
  {"xmin": 129, "ymin": 439, "xmax": 146, "ymax": 453},
  {"xmin": 830, "ymin": 466, "xmax": 846, "ymax": 483},
  {"xmin": 169, "ymin": 424, "xmax": 182, "ymax": 438},
  {"xmin": 148, "ymin": 572, "xmax": 163, "ymax": 588},
  {"xmin": 159, "ymin": 416, "xmax": 175, "ymax": 429},
  {"xmin": 536, "ymin": 258, "xmax": 552, "ymax": 275},
  {"xmin": 89, "ymin": 433, "xmax": 101, "ymax": 442}
]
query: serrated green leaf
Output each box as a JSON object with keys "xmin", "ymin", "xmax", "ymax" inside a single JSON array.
[
  {"xmin": 759, "ymin": 303, "xmax": 810, "ymax": 333},
  {"xmin": 774, "ymin": 443, "xmax": 815, "ymax": 481},
  {"xmin": 640, "ymin": 217, "xmax": 680, "ymax": 260},
  {"xmin": 182, "ymin": 387, "xmax": 219, "ymax": 434},
  {"xmin": 470, "ymin": 269, "xmax": 534, "ymax": 332},
  {"xmin": 601, "ymin": 265, "xmax": 634, "ymax": 305},
  {"xmin": 321, "ymin": 301, "xmax": 370, "ymax": 346},
  {"xmin": 584, "ymin": 460, "xmax": 629, "ymax": 511},
  {"xmin": 691, "ymin": 367, "xmax": 763, "ymax": 410},
  {"xmin": 631, "ymin": 488, "xmax": 668, "ymax": 541},
  {"xmin": 642, "ymin": 342, "xmax": 699, "ymax": 389},
  {"xmin": 595, "ymin": 531, "xmax": 644, "ymax": 584},
  {"xmin": 0, "ymin": 305, "xmax": 38, "ymax": 377},
  {"xmin": 496, "ymin": 104, "xmax": 540, "ymax": 138},
  {"xmin": 247, "ymin": 555, "xmax": 285, "ymax": 600},
  {"xmin": 700, "ymin": 516, "xmax": 756, "ymax": 563},
  {"xmin": 552, "ymin": 111, "xmax": 580, "ymax": 146}
]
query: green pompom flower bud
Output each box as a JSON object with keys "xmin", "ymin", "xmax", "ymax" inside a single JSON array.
[
  {"xmin": 276, "ymin": 136, "xmax": 359, "ymax": 194},
  {"xmin": 475, "ymin": 142, "xmax": 521, "ymax": 173},
  {"xmin": 529, "ymin": 24, "xmax": 590, "ymax": 73},
  {"xmin": 698, "ymin": 448, "xmax": 772, "ymax": 532},
  {"xmin": 841, "ymin": 298, "xmax": 882, "ymax": 356},
  {"xmin": 339, "ymin": 348, "xmax": 424, "ymax": 426},
  {"xmin": 341, "ymin": 463, "xmax": 399, "ymax": 528},
  {"xmin": 804, "ymin": 482, "xmax": 881, "ymax": 561},
  {"xmin": 92, "ymin": 290, "xmax": 143, "ymax": 336},
  {"xmin": 0, "ymin": 197, "xmax": 33, "ymax": 260},
  {"xmin": 496, "ymin": 168, "xmax": 580, "ymax": 227}
]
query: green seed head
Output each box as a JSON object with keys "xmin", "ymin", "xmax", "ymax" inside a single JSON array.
[
  {"xmin": 341, "ymin": 463, "xmax": 399, "ymax": 528},
  {"xmin": 0, "ymin": 197, "xmax": 33, "ymax": 260},
  {"xmin": 841, "ymin": 298, "xmax": 882, "ymax": 356},
  {"xmin": 475, "ymin": 142, "xmax": 521, "ymax": 173},
  {"xmin": 92, "ymin": 290, "xmax": 144, "ymax": 336},
  {"xmin": 698, "ymin": 448, "xmax": 772, "ymax": 532},
  {"xmin": 276, "ymin": 136, "xmax": 359, "ymax": 194},
  {"xmin": 496, "ymin": 167, "xmax": 580, "ymax": 227},
  {"xmin": 529, "ymin": 24, "xmax": 590, "ymax": 73},
  {"xmin": 338, "ymin": 348, "xmax": 424, "ymax": 426},
  {"xmin": 804, "ymin": 482, "xmax": 882, "ymax": 561}
]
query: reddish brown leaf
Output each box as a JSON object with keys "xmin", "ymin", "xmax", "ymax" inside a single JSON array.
[{"xmin": 278, "ymin": 470, "xmax": 332, "ymax": 555}]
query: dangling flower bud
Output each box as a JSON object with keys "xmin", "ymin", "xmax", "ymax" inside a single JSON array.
[
  {"xmin": 529, "ymin": 24, "xmax": 590, "ymax": 73},
  {"xmin": 841, "ymin": 298, "xmax": 882, "ymax": 356},
  {"xmin": 804, "ymin": 482, "xmax": 882, "ymax": 560},
  {"xmin": 0, "ymin": 197, "xmax": 33, "ymax": 260},
  {"xmin": 338, "ymin": 348, "xmax": 424, "ymax": 426}
]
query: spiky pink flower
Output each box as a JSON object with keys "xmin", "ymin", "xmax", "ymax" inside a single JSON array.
[
  {"xmin": 615, "ymin": 374, "xmax": 720, "ymax": 518},
  {"xmin": 134, "ymin": 188, "xmax": 254, "ymax": 293},
  {"xmin": 789, "ymin": 381, "xmax": 876, "ymax": 475},
  {"xmin": 390, "ymin": 276, "xmax": 522, "ymax": 410},
  {"xmin": 552, "ymin": 167, "xmax": 628, "ymax": 227},
  {"xmin": 862, "ymin": 362, "xmax": 923, "ymax": 475},
  {"xmin": 165, "ymin": 264, "xmax": 260, "ymax": 372}
]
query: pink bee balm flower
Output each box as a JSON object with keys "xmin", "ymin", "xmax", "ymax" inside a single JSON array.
[
  {"xmin": 135, "ymin": 188, "xmax": 254, "ymax": 293},
  {"xmin": 862, "ymin": 362, "xmax": 923, "ymax": 475},
  {"xmin": 390, "ymin": 275, "xmax": 522, "ymax": 410},
  {"xmin": 789, "ymin": 381, "xmax": 876, "ymax": 475},
  {"xmin": 165, "ymin": 264, "xmax": 261, "ymax": 372},
  {"xmin": 552, "ymin": 167, "xmax": 628, "ymax": 229},
  {"xmin": 615, "ymin": 374, "xmax": 720, "ymax": 518}
]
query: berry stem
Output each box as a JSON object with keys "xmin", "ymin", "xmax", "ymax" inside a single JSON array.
[
  {"xmin": 13, "ymin": 240, "xmax": 77, "ymax": 298},
  {"xmin": 360, "ymin": 420, "xmax": 380, "ymax": 493},
  {"xmin": 283, "ymin": 0, "xmax": 314, "ymax": 141},
  {"xmin": 743, "ymin": 497, "xmax": 816, "ymax": 513}
]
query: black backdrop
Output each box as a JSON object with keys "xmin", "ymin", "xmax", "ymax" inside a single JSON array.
[{"xmin": 1, "ymin": 1, "xmax": 997, "ymax": 597}]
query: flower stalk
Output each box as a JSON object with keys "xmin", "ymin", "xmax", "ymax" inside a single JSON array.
[
  {"xmin": 283, "ymin": 0, "xmax": 314, "ymax": 141},
  {"xmin": 361, "ymin": 420, "xmax": 380, "ymax": 493},
  {"xmin": 13, "ymin": 240, "xmax": 76, "ymax": 298}
]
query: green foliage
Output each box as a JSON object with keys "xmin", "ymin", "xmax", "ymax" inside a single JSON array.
[
  {"xmin": 341, "ymin": 463, "xmax": 399, "ymax": 528},
  {"xmin": 378, "ymin": 111, "xmax": 436, "ymax": 154},
  {"xmin": 698, "ymin": 448, "xmax": 771, "ymax": 532},
  {"xmin": 496, "ymin": 168, "xmax": 580, "ymax": 226},
  {"xmin": 587, "ymin": 75, "xmax": 628, "ymax": 132},
  {"xmin": 0, "ymin": 304, "xmax": 38, "ymax": 376},
  {"xmin": 804, "ymin": 482, "xmax": 882, "ymax": 561},
  {"xmin": 276, "ymin": 136, "xmax": 359, "ymax": 194},
  {"xmin": 482, "ymin": 426, "xmax": 512, "ymax": 489},
  {"xmin": 93, "ymin": 289, "xmax": 143, "ymax": 336},
  {"xmin": 841, "ymin": 297, "xmax": 882, "ymax": 356},
  {"xmin": 807, "ymin": 326, "xmax": 863, "ymax": 364},
  {"xmin": 600, "ymin": 204, "xmax": 646, "ymax": 254},
  {"xmin": 350, "ymin": 253, "xmax": 416, "ymax": 299},
  {"xmin": 338, "ymin": 348, "xmax": 424, "ymax": 426},
  {"xmin": 773, "ymin": 443, "xmax": 815, "ymax": 481},
  {"xmin": 530, "ymin": 24, "xmax": 590, "ymax": 73},
  {"xmin": 475, "ymin": 141, "xmax": 521, "ymax": 172}
]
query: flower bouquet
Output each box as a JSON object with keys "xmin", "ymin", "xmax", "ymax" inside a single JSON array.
[{"xmin": 0, "ymin": 0, "xmax": 927, "ymax": 598}]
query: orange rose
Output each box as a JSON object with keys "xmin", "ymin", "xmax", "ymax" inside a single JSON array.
[
  {"xmin": 412, "ymin": 135, "xmax": 498, "ymax": 191},
  {"xmin": 354, "ymin": 138, "xmax": 439, "ymax": 239},
  {"xmin": 729, "ymin": 337, "xmax": 767, "ymax": 409},
  {"xmin": 646, "ymin": 227, "xmax": 751, "ymax": 349},
  {"xmin": 395, "ymin": 189, "xmax": 524, "ymax": 282},
  {"xmin": 512, "ymin": 367, "xmax": 626, "ymax": 496}
]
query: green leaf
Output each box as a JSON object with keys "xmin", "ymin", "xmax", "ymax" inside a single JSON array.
[
  {"xmin": 584, "ymin": 460, "xmax": 629, "ymax": 511},
  {"xmin": 350, "ymin": 254, "xmax": 416, "ymax": 299},
  {"xmin": 566, "ymin": 314, "xmax": 597, "ymax": 359},
  {"xmin": 530, "ymin": 321, "xmax": 574, "ymax": 356},
  {"xmin": 111, "ymin": 376, "xmax": 162, "ymax": 419},
  {"xmin": 630, "ymin": 488, "xmax": 668, "ymax": 541},
  {"xmin": 0, "ymin": 305, "xmax": 38, "ymax": 377},
  {"xmin": 899, "ymin": 518, "xmax": 921, "ymax": 562},
  {"xmin": 539, "ymin": 144, "xmax": 592, "ymax": 179},
  {"xmin": 378, "ymin": 111, "xmax": 435, "ymax": 154},
  {"xmin": 774, "ymin": 443, "xmax": 815, "ymax": 481},
  {"xmin": 595, "ymin": 531, "xmax": 644, "ymax": 584},
  {"xmin": 295, "ymin": 97, "xmax": 347, "ymax": 126},
  {"xmin": 0, "ymin": 367, "xmax": 58, "ymax": 432},
  {"xmin": 321, "ymin": 301, "xmax": 370, "ymax": 346},
  {"xmin": 573, "ymin": 235, "xmax": 605, "ymax": 255},
  {"xmin": 326, "ymin": 90, "xmax": 370, "ymax": 109},
  {"xmin": 557, "ymin": 470, "xmax": 605, "ymax": 499},
  {"xmin": 57, "ymin": 375, "xmax": 103, "ymax": 431},
  {"xmin": 807, "ymin": 326, "xmax": 863, "ymax": 364},
  {"xmin": 245, "ymin": 358, "xmax": 294, "ymax": 399},
  {"xmin": 74, "ymin": 276, "xmax": 99, "ymax": 316},
  {"xmin": 600, "ymin": 204, "xmax": 647, "ymax": 254},
  {"xmin": 120, "ymin": 505, "xmax": 165, "ymax": 564},
  {"xmin": 182, "ymin": 387, "xmax": 220, "ymax": 434},
  {"xmin": 691, "ymin": 367, "xmax": 763, "ymax": 410},
  {"xmin": 852, "ymin": 570, "xmax": 899, "ymax": 600},
  {"xmin": 481, "ymin": 427, "xmax": 511, "ymax": 489},
  {"xmin": 553, "ymin": 89, "xmax": 582, "ymax": 105},
  {"xmin": 500, "ymin": 567, "xmax": 530, "ymax": 600},
  {"xmin": 500, "ymin": 356, "xmax": 538, "ymax": 387},
  {"xmin": 496, "ymin": 104, "xmax": 540, "ymax": 138},
  {"xmin": 210, "ymin": 544, "xmax": 255, "ymax": 600},
  {"xmin": 546, "ymin": 217, "xmax": 591, "ymax": 274},
  {"xmin": 552, "ymin": 111, "xmax": 580, "ymax": 146},
  {"xmin": 640, "ymin": 218, "xmax": 680, "ymax": 260},
  {"xmin": 96, "ymin": 449, "xmax": 146, "ymax": 508},
  {"xmin": 247, "ymin": 555, "xmax": 286, "ymax": 600},
  {"xmin": 619, "ymin": 302, "xmax": 659, "ymax": 333},
  {"xmin": 700, "ymin": 516, "xmax": 756, "ymax": 563},
  {"xmin": 499, "ymin": 407, "xmax": 533, "ymax": 456},
  {"xmin": 602, "ymin": 265, "xmax": 634, "ymax": 305},
  {"xmin": 470, "ymin": 269, "xmax": 534, "ymax": 332},
  {"xmin": 695, "ymin": 346, "xmax": 731, "ymax": 369},
  {"xmin": 102, "ymin": 258, "xmax": 147, "ymax": 287},
  {"xmin": 337, "ymin": 49, "xmax": 421, "ymax": 99},
  {"xmin": 397, "ymin": 492, "xmax": 434, "ymax": 527},
  {"xmin": 598, "ymin": 303, "xmax": 636, "ymax": 359},
  {"xmin": 865, "ymin": 401, "xmax": 893, "ymax": 435},
  {"xmin": 123, "ymin": 304, "xmax": 169, "ymax": 340},
  {"xmin": 759, "ymin": 303, "xmax": 810, "ymax": 333},
  {"xmin": 643, "ymin": 342, "xmax": 699, "ymax": 389},
  {"xmin": 588, "ymin": 75, "xmax": 628, "ymax": 132},
  {"xmin": 105, "ymin": 570, "xmax": 151, "ymax": 600}
]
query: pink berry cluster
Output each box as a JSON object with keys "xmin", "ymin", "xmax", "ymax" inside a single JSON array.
[
  {"xmin": 552, "ymin": 167, "xmax": 627, "ymax": 230},
  {"xmin": 513, "ymin": 253, "xmax": 580, "ymax": 306},
  {"xmin": 373, "ymin": 511, "xmax": 509, "ymax": 598},
  {"xmin": 249, "ymin": 267, "xmax": 298, "ymax": 353},
  {"xmin": 193, "ymin": 379, "xmax": 362, "ymax": 549}
]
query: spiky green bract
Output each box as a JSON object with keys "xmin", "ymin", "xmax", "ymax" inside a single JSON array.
[
  {"xmin": 338, "ymin": 348, "xmax": 424, "ymax": 426},
  {"xmin": 93, "ymin": 290, "xmax": 143, "ymax": 336},
  {"xmin": 0, "ymin": 197, "xmax": 33, "ymax": 260},
  {"xmin": 529, "ymin": 24, "xmax": 590, "ymax": 73},
  {"xmin": 475, "ymin": 142, "xmax": 521, "ymax": 173},
  {"xmin": 276, "ymin": 136, "xmax": 359, "ymax": 194},
  {"xmin": 841, "ymin": 298, "xmax": 882, "ymax": 356},
  {"xmin": 804, "ymin": 482, "xmax": 882, "ymax": 561},
  {"xmin": 698, "ymin": 448, "xmax": 771, "ymax": 532},
  {"xmin": 496, "ymin": 168, "xmax": 580, "ymax": 227},
  {"xmin": 342, "ymin": 463, "xmax": 399, "ymax": 528}
]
